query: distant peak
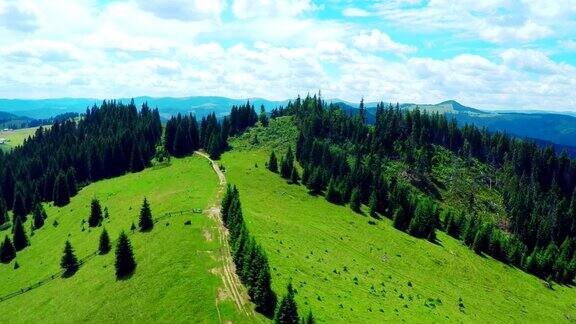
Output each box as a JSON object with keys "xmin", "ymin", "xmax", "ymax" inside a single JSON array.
[{"xmin": 438, "ymin": 100, "xmax": 462, "ymax": 106}]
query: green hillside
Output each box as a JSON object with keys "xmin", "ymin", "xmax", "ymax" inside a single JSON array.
[
  {"xmin": 0, "ymin": 155, "xmax": 261, "ymax": 323},
  {"xmin": 220, "ymin": 117, "xmax": 576, "ymax": 322}
]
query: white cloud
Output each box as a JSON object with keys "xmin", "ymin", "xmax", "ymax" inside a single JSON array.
[
  {"xmin": 1, "ymin": 40, "xmax": 83, "ymax": 62},
  {"xmin": 342, "ymin": 8, "xmax": 370, "ymax": 17},
  {"xmin": 374, "ymin": 0, "xmax": 573, "ymax": 44},
  {"xmin": 353, "ymin": 29, "xmax": 416, "ymax": 55},
  {"xmin": 232, "ymin": 0, "xmax": 315, "ymax": 19},
  {"xmin": 479, "ymin": 20, "xmax": 552, "ymax": 43},
  {"xmin": 500, "ymin": 49, "xmax": 562, "ymax": 74},
  {"xmin": 0, "ymin": 0, "xmax": 41, "ymax": 32},
  {"xmin": 136, "ymin": 0, "xmax": 225, "ymax": 22}
]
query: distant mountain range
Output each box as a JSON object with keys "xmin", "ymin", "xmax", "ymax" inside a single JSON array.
[{"xmin": 0, "ymin": 96, "xmax": 575, "ymax": 150}]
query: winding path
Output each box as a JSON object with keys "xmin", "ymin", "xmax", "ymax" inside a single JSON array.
[{"xmin": 195, "ymin": 151, "xmax": 255, "ymax": 320}]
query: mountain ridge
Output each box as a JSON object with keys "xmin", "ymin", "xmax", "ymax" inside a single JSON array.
[{"xmin": 1, "ymin": 97, "xmax": 575, "ymax": 147}]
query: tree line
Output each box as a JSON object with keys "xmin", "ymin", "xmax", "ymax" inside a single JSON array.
[
  {"xmin": 0, "ymin": 99, "xmax": 161, "ymax": 230},
  {"xmin": 164, "ymin": 101, "xmax": 259, "ymax": 160},
  {"xmin": 221, "ymin": 186, "xmax": 315, "ymax": 323}
]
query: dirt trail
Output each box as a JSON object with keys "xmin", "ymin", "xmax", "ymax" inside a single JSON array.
[{"xmin": 195, "ymin": 151, "xmax": 254, "ymax": 320}]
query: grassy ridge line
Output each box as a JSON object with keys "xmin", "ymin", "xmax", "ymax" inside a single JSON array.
[
  {"xmin": 0, "ymin": 208, "xmax": 198, "ymax": 303},
  {"xmin": 0, "ymin": 156, "xmax": 257, "ymax": 323},
  {"xmin": 195, "ymin": 150, "xmax": 259, "ymax": 320}
]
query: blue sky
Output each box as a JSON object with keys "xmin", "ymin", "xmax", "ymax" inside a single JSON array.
[{"xmin": 0, "ymin": 0, "xmax": 575, "ymax": 111}]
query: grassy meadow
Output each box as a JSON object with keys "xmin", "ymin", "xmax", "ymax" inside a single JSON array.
[
  {"xmin": 0, "ymin": 156, "xmax": 259, "ymax": 323},
  {"xmin": 0, "ymin": 126, "xmax": 42, "ymax": 151},
  {"xmin": 220, "ymin": 118, "xmax": 576, "ymax": 322}
]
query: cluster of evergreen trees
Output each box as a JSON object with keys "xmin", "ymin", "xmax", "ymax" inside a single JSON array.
[
  {"xmin": 268, "ymin": 93, "xmax": 576, "ymax": 283},
  {"xmin": 268, "ymin": 148, "xmax": 299, "ymax": 184},
  {"xmin": 221, "ymin": 185, "xmax": 314, "ymax": 322},
  {"xmin": 60, "ymin": 229, "xmax": 136, "ymax": 280},
  {"xmin": 164, "ymin": 101, "xmax": 259, "ymax": 160},
  {"xmin": 60, "ymin": 198, "xmax": 147, "ymax": 279},
  {"xmin": 0, "ymin": 99, "xmax": 161, "ymax": 225},
  {"xmin": 221, "ymin": 185, "xmax": 277, "ymax": 316}
]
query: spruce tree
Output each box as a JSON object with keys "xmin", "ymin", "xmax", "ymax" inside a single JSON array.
[
  {"xmin": 350, "ymin": 187, "xmax": 361, "ymax": 213},
  {"xmin": 88, "ymin": 198, "xmax": 102, "ymax": 227},
  {"xmin": 392, "ymin": 206, "xmax": 407, "ymax": 230},
  {"xmin": 0, "ymin": 198, "xmax": 7, "ymax": 225},
  {"xmin": 12, "ymin": 190, "xmax": 27, "ymax": 220},
  {"xmin": 66, "ymin": 167, "xmax": 78, "ymax": 196},
  {"xmin": 290, "ymin": 166, "xmax": 299, "ymax": 184},
  {"xmin": 60, "ymin": 240, "xmax": 79, "ymax": 277},
  {"xmin": 259, "ymin": 105, "xmax": 269, "ymax": 127},
  {"xmin": 268, "ymin": 151, "xmax": 278, "ymax": 173},
  {"xmin": 53, "ymin": 172, "xmax": 70, "ymax": 207},
  {"xmin": 99, "ymin": 228, "xmax": 111, "ymax": 255},
  {"xmin": 139, "ymin": 197, "xmax": 154, "ymax": 232},
  {"xmin": 369, "ymin": 191, "xmax": 378, "ymax": 217},
  {"xmin": 115, "ymin": 231, "xmax": 136, "ymax": 279},
  {"xmin": 130, "ymin": 144, "xmax": 145, "ymax": 172},
  {"xmin": 280, "ymin": 147, "xmax": 294, "ymax": 179},
  {"xmin": 274, "ymin": 282, "xmax": 299, "ymax": 324},
  {"xmin": 0, "ymin": 236, "xmax": 16, "ymax": 263},
  {"xmin": 252, "ymin": 249, "xmax": 277, "ymax": 317},
  {"xmin": 12, "ymin": 217, "xmax": 28, "ymax": 251},
  {"xmin": 325, "ymin": 178, "xmax": 340, "ymax": 204},
  {"xmin": 32, "ymin": 204, "xmax": 46, "ymax": 229}
]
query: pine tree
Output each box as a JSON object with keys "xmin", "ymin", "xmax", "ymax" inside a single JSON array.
[
  {"xmin": 0, "ymin": 198, "xmax": 7, "ymax": 225},
  {"xmin": 392, "ymin": 206, "xmax": 407, "ymax": 230},
  {"xmin": 290, "ymin": 166, "xmax": 299, "ymax": 184},
  {"xmin": 53, "ymin": 172, "xmax": 70, "ymax": 207},
  {"xmin": 251, "ymin": 249, "xmax": 277, "ymax": 317},
  {"xmin": 130, "ymin": 144, "xmax": 145, "ymax": 172},
  {"xmin": 350, "ymin": 187, "xmax": 361, "ymax": 213},
  {"xmin": 99, "ymin": 228, "xmax": 111, "ymax": 255},
  {"xmin": 12, "ymin": 190, "xmax": 27, "ymax": 220},
  {"xmin": 60, "ymin": 240, "xmax": 79, "ymax": 277},
  {"xmin": 115, "ymin": 231, "xmax": 136, "ymax": 279},
  {"xmin": 0, "ymin": 236, "xmax": 16, "ymax": 263},
  {"xmin": 66, "ymin": 167, "xmax": 78, "ymax": 196},
  {"xmin": 280, "ymin": 147, "xmax": 294, "ymax": 179},
  {"xmin": 139, "ymin": 197, "xmax": 154, "ymax": 232},
  {"xmin": 268, "ymin": 151, "xmax": 278, "ymax": 173},
  {"xmin": 259, "ymin": 105, "xmax": 269, "ymax": 127},
  {"xmin": 369, "ymin": 191, "xmax": 378, "ymax": 217},
  {"xmin": 408, "ymin": 198, "xmax": 438, "ymax": 240},
  {"xmin": 88, "ymin": 198, "xmax": 102, "ymax": 227},
  {"xmin": 325, "ymin": 178, "xmax": 340, "ymax": 204},
  {"xmin": 12, "ymin": 217, "xmax": 28, "ymax": 251},
  {"xmin": 32, "ymin": 203, "xmax": 46, "ymax": 229},
  {"xmin": 274, "ymin": 282, "xmax": 299, "ymax": 324}
]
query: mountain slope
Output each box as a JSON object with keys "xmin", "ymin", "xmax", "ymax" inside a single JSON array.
[
  {"xmin": 220, "ymin": 117, "xmax": 576, "ymax": 322},
  {"xmin": 0, "ymin": 156, "xmax": 260, "ymax": 323}
]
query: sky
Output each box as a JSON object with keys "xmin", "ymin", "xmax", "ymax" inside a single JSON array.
[{"xmin": 0, "ymin": 0, "xmax": 575, "ymax": 111}]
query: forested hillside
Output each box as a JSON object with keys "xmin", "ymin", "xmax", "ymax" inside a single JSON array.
[
  {"xmin": 221, "ymin": 116, "xmax": 576, "ymax": 322},
  {"xmin": 269, "ymin": 94, "xmax": 576, "ymax": 283}
]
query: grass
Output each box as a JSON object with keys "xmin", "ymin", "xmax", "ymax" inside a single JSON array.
[
  {"xmin": 0, "ymin": 126, "xmax": 42, "ymax": 151},
  {"xmin": 221, "ymin": 117, "xmax": 576, "ymax": 322},
  {"xmin": 0, "ymin": 155, "xmax": 258, "ymax": 323}
]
